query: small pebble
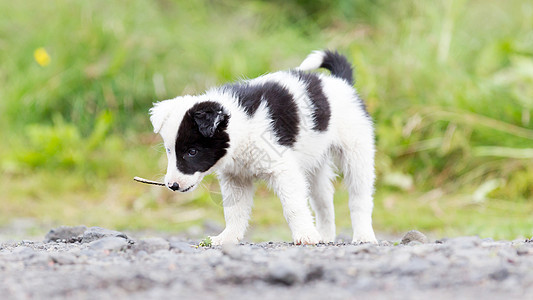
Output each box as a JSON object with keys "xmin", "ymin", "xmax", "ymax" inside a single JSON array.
[
  {"xmin": 401, "ymin": 230, "xmax": 429, "ymax": 245},
  {"xmin": 88, "ymin": 236, "xmax": 128, "ymax": 251},
  {"xmin": 81, "ymin": 227, "xmax": 129, "ymax": 243},
  {"xmin": 45, "ymin": 226, "xmax": 87, "ymax": 243}
]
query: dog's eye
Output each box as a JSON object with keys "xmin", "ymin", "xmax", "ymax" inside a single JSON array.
[
  {"xmin": 187, "ymin": 148, "xmax": 198, "ymax": 157},
  {"xmin": 166, "ymin": 148, "xmax": 171, "ymax": 154}
]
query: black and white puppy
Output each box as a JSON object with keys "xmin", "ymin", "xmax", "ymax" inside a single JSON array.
[{"xmin": 150, "ymin": 50, "xmax": 377, "ymax": 245}]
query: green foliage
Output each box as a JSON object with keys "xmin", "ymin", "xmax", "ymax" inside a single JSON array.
[
  {"xmin": 0, "ymin": 0, "xmax": 531, "ymax": 239},
  {"xmin": 4, "ymin": 111, "xmax": 122, "ymax": 178},
  {"xmin": 199, "ymin": 236, "xmax": 213, "ymax": 248},
  {"xmin": 347, "ymin": 0, "xmax": 533, "ymax": 202}
]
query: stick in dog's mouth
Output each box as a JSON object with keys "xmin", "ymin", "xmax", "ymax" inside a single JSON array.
[{"xmin": 133, "ymin": 176, "xmax": 165, "ymax": 186}]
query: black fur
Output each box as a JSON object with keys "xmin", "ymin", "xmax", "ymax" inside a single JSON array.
[
  {"xmin": 175, "ymin": 101, "xmax": 230, "ymax": 175},
  {"xmin": 193, "ymin": 106, "xmax": 227, "ymax": 137},
  {"xmin": 319, "ymin": 51, "xmax": 371, "ymax": 119},
  {"xmin": 320, "ymin": 50, "xmax": 354, "ymax": 85},
  {"xmin": 291, "ymin": 71, "xmax": 330, "ymax": 132},
  {"xmin": 224, "ymin": 82, "xmax": 300, "ymax": 147}
]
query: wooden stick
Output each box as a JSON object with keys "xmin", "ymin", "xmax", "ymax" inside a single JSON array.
[{"xmin": 133, "ymin": 176, "xmax": 165, "ymax": 186}]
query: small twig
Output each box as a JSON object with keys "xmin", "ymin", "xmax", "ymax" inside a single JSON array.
[{"xmin": 133, "ymin": 176, "xmax": 165, "ymax": 186}]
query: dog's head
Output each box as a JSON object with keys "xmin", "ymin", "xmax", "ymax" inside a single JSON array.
[{"xmin": 150, "ymin": 96, "xmax": 230, "ymax": 192}]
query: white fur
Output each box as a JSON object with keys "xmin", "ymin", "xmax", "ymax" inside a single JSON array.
[
  {"xmin": 297, "ymin": 50, "xmax": 326, "ymax": 71},
  {"xmin": 151, "ymin": 51, "xmax": 377, "ymax": 245}
]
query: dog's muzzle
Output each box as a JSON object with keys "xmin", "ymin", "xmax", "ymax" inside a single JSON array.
[{"xmin": 168, "ymin": 182, "xmax": 180, "ymax": 191}]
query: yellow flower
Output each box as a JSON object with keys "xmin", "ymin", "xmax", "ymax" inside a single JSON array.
[{"xmin": 34, "ymin": 47, "xmax": 51, "ymax": 67}]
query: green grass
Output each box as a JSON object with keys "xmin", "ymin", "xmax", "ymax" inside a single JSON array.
[{"xmin": 0, "ymin": 0, "xmax": 532, "ymax": 240}]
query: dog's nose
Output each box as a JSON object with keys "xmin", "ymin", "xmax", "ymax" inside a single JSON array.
[{"xmin": 168, "ymin": 182, "xmax": 180, "ymax": 191}]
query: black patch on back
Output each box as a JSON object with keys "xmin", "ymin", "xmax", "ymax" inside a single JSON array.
[
  {"xmin": 225, "ymin": 83, "xmax": 263, "ymax": 116},
  {"xmin": 175, "ymin": 101, "xmax": 230, "ymax": 175},
  {"xmin": 291, "ymin": 71, "xmax": 330, "ymax": 132},
  {"xmin": 224, "ymin": 82, "xmax": 299, "ymax": 147}
]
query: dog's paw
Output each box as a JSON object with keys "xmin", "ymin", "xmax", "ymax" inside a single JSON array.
[
  {"xmin": 316, "ymin": 225, "xmax": 336, "ymax": 243},
  {"xmin": 319, "ymin": 233, "xmax": 336, "ymax": 243},
  {"xmin": 210, "ymin": 233, "xmax": 240, "ymax": 246},
  {"xmin": 293, "ymin": 229, "xmax": 322, "ymax": 245},
  {"xmin": 352, "ymin": 232, "xmax": 378, "ymax": 244}
]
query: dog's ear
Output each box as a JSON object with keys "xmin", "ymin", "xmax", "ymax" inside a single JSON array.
[
  {"xmin": 192, "ymin": 104, "xmax": 229, "ymax": 138},
  {"xmin": 149, "ymin": 100, "xmax": 175, "ymax": 133}
]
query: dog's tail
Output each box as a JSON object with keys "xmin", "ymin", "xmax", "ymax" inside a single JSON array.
[{"xmin": 297, "ymin": 50, "xmax": 354, "ymax": 85}]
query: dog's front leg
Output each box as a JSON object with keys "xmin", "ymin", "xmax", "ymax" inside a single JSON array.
[
  {"xmin": 271, "ymin": 168, "xmax": 321, "ymax": 245},
  {"xmin": 210, "ymin": 174, "xmax": 254, "ymax": 245}
]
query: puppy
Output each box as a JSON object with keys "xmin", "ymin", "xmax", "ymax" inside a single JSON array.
[{"xmin": 150, "ymin": 50, "xmax": 377, "ymax": 245}]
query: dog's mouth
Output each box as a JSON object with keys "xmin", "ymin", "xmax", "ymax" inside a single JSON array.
[{"xmin": 180, "ymin": 184, "xmax": 196, "ymax": 193}]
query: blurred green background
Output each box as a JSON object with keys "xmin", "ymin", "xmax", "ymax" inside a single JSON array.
[{"xmin": 1, "ymin": 0, "xmax": 532, "ymax": 240}]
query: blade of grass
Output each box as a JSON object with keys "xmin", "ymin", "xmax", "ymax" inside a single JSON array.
[
  {"xmin": 474, "ymin": 146, "xmax": 533, "ymax": 158},
  {"xmin": 421, "ymin": 107, "xmax": 533, "ymax": 140}
]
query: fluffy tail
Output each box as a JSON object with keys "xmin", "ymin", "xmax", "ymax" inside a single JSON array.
[{"xmin": 297, "ymin": 50, "xmax": 354, "ymax": 85}]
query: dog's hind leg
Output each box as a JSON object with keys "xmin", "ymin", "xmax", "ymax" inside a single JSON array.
[
  {"xmin": 339, "ymin": 137, "xmax": 378, "ymax": 244},
  {"xmin": 210, "ymin": 174, "xmax": 254, "ymax": 245},
  {"xmin": 308, "ymin": 162, "xmax": 336, "ymax": 242},
  {"xmin": 270, "ymin": 163, "xmax": 321, "ymax": 245}
]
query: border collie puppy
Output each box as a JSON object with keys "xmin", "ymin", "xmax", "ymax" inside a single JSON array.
[{"xmin": 150, "ymin": 50, "xmax": 377, "ymax": 245}]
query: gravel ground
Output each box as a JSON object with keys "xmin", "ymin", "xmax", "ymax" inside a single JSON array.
[{"xmin": 0, "ymin": 226, "xmax": 532, "ymax": 300}]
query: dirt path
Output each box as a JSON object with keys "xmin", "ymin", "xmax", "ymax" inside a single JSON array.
[{"xmin": 0, "ymin": 226, "xmax": 531, "ymax": 299}]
